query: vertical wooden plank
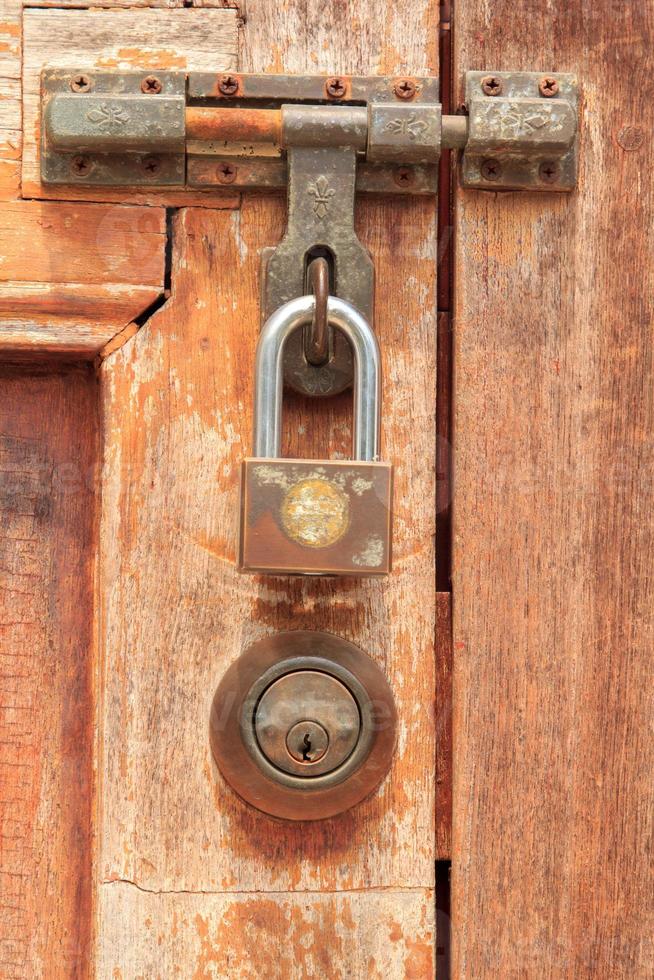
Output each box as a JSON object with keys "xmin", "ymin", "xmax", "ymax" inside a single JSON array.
[
  {"xmin": 0, "ymin": 367, "xmax": 96, "ymax": 977},
  {"xmin": 97, "ymin": 2, "xmax": 441, "ymax": 971},
  {"xmin": 0, "ymin": 0, "xmax": 22, "ymax": 199},
  {"xmin": 452, "ymin": 3, "xmax": 654, "ymax": 976}
]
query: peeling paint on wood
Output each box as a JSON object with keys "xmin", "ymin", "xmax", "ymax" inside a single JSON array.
[{"xmin": 22, "ymin": 8, "xmax": 239, "ymax": 206}]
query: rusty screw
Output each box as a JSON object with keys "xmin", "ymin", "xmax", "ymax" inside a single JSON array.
[
  {"xmin": 481, "ymin": 75, "xmax": 503, "ymax": 96},
  {"xmin": 141, "ymin": 75, "xmax": 162, "ymax": 95},
  {"xmin": 325, "ymin": 76, "xmax": 347, "ymax": 99},
  {"xmin": 142, "ymin": 155, "xmax": 161, "ymax": 177},
  {"xmin": 218, "ymin": 74, "xmax": 239, "ymax": 97},
  {"xmin": 480, "ymin": 158, "xmax": 502, "ymax": 181},
  {"xmin": 539, "ymin": 75, "xmax": 559, "ymax": 98},
  {"xmin": 538, "ymin": 160, "xmax": 559, "ymax": 184},
  {"xmin": 71, "ymin": 154, "xmax": 93, "ymax": 177},
  {"xmin": 393, "ymin": 166, "xmax": 415, "ymax": 188},
  {"xmin": 393, "ymin": 78, "xmax": 417, "ymax": 100},
  {"xmin": 216, "ymin": 162, "xmax": 237, "ymax": 184},
  {"xmin": 70, "ymin": 73, "xmax": 91, "ymax": 93}
]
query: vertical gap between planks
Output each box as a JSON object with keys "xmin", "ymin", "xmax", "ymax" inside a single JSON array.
[
  {"xmin": 436, "ymin": 3, "xmax": 453, "ymax": 975},
  {"xmin": 436, "ymin": 859, "xmax": 452, "ymax": 980}
]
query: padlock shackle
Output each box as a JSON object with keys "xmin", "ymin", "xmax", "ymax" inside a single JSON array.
[{"xmin": 253, "ymin": 295, "xmax": 381, "ymax": 461}]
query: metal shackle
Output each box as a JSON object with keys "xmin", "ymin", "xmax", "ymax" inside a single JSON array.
[{"xmin": 253, "ymin": 295, "xmax": 381, "ymax": 461}]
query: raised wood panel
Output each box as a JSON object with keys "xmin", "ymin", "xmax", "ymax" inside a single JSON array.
[
  {"xmin": 0, "ymin": 367, "xmax": 96, "ymax": 978},
  {"xmin": 452, "ymin": 3, "xmax": 654, "ymax": 977},
  {"xmin": 22, "ymin": 8, "xmax": 240, "ymax": 207}
]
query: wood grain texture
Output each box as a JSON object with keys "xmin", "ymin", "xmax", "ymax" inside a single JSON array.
[
  {"xmin": 99, "ymin": 885, "xmax": 435, "ymax": 979},
  {"xmin": 0, "ymin": 1, "xmax": 21, "ymax": 200},
  {"xmin": 452, "ymin": 3, "xmax": 654, "ymax": 977},
  {"xmin": 22, "ymin": 8, "xmax": 240, "ymax": 207},
  {"xmin": 97, "ymin": 188, "xmax": 438, "ymax": 965},
  {"xmin": 0, "ymin": 201, "xmax": 166, "ymax": 356},
  {"xmin": 0, "ymin": 366, "xmax": 96, "ymax": 978}
]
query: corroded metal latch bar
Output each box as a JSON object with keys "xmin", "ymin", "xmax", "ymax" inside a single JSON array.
[{"xmin": 40, "ymin": 69, "xmax": 579, "ymax": 192}]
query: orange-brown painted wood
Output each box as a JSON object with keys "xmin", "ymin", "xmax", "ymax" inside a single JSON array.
[
  {"xmin": 452, "ymin": 2, "xmax": 654, "ymax": 976},
  {"xmin": 0, "ymin": 366, "xmax": 96, "ymax": 978},
  {"xmin": 1, "ymin": 0, "xmax": 445, "ymax": 974}
]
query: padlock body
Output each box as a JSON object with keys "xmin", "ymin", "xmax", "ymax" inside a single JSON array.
[{"xmin": 239, "ymin": 458, "xmax": 392, "ymax": 576}]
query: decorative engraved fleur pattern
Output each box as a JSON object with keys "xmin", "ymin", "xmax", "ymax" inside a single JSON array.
[
  {"xmin": 308, "ymin": 174, "xmax": 335, "ymax": 219},
  {"xmin": 384, "ymin": 115, "xmax": 429, "ymax": 141},
  {"xmin": 479, "ymin": 104, "xmax": 553, "ymax": 140},
  {"xmin": 86, "ymin": 103, "xmax": 130, "ymax": 132}
]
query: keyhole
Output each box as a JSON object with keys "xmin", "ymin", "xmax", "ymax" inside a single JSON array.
[{"xmin": 301, "ymin": 732, "xmax": 313, "ymax": 761}]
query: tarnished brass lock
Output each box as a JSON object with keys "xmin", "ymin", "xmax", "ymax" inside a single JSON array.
[
  {"xmin": 210, "ymin": 631, "xmax": 397, "ymax": 820},
  {"xmin": 239, "ymin": 295, "xmax": 393, "ymax": 576}
]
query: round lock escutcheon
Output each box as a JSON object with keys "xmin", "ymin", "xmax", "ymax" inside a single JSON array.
[{"xmin": 209, "ymin": 631, "xmax": 397, "ymax": 821}]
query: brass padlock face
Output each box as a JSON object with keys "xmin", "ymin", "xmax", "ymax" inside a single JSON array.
[
  {"xmin": 209, "ymin": 631, "xmax": 397, "ymax": 821},
  {"xmin": 239, "ymin": 458, "xmax": 393, "ymax": 576}
]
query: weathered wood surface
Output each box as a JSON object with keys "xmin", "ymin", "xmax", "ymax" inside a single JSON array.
[
  {"xmin": 22, "ymin": 8, "xmax": 240, "ymax": 206},
  {"xmin": 98, "ymin": 191, "xmax": 438, "ymax": 969},
  {"xmin": 99, "ymin": 885, "xmax": 435, "ymax": 978},
  {"xmin": 0, "ymin": 0, "xmax": 22, "ymax": 199},
  {"xmin": 0, "ymin": 201, "xmax": 166, "ymax": 356},
  {"xmin": 0, "ymin": 366, "xmax": 96, "ymax": 978},
  {"xmin": 452, "ymin": 3, "xmax": 654, "ymax": 977}
]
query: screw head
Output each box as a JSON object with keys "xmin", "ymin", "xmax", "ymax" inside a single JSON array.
[
  {"xmin": 325, "ymin": 76, "xmax": 347, "ymax": 99},
  {"xmin": 393, "ymin": 166, "xmax": 415, "ymax": 188},
  {"xmin": 538, "ymin": 160, "xmax": 559, "ymax": 184},
  {"xmin": 142, "ymin": 155, "xmax": 161, "ymax": 177},
  {"xmin": 216, "ymin": 162, "xmax": 237, "ymax": 184},
  {"xmin": 480, "ymin": 158, "xmax": 502, "ymax": 181},
  {"xmin": 393, "ymin": 78, "xmax": 418, "ymax": 100},
  {"xmin": 481, "ymin": 75, "xmax": 503, "ymax": 96},
  {"xmin": 70, "ymin": 73, "xmax": 92, "ymax": 93},
  {"xmin": 285, "ymin": 721, "xmax": 329, "ymax": 764},
  {"xmin": 141, "ymin": 75, "xmax": 162, "ymax": 95},
  {"xmin": 539, "ymin": 75, "xmax": 559, "ymax": 98},
  {"xmin": 218, "ymin": 73, "xmax": 239, "ymax": 97},
  {"xmin": 71, "ymin": 154, "xmax": 93, "ymax": 177}
]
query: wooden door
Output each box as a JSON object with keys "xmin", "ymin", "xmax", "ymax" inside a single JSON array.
[
  {"xmin": 1, "ymin": 1, "xmax": 652, "ymax": 978},
  {"xmin": 1, "ymin": 2, "xmax": 443, "ymax": 977}
]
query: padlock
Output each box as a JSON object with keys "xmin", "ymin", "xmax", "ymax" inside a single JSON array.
[{"xmin": 239, "ymin": 294, "xmax": 393, "ymax": 576}]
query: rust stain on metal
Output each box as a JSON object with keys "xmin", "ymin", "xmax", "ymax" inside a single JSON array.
[
  {"xmin": 539, "ymin": 74, "xmax": 559, "ymax": 97},
  {"xmin": 393, "ymin": 77, "xmax": 418, "ymax": 100},
  {"xmin": 186, "ymin": 106, "xmax": 281, "ymax": 144},
  {"xmin": 217, "ymin": 72, "xmax": 240, "ymax": 97},
  {"xmin": 481, "ymin": 74, "xmax": 503, "ymax": 96},
  {"xmin": 325, "ymin": 76, "xmax": 349, "ymax": 99}
]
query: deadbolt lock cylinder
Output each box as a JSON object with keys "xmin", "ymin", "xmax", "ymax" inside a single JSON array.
[{"xmin": 210, "ymin": 631, "xmax": 397, "ymax": 821}]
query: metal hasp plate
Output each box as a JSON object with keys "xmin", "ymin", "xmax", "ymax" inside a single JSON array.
[
  {"xmin": 41, "ymin": 70, "xmax": 185, "ymax": 186},
  {"xmin": 462, "ymin": 71, "xmax": 579, "ymax": 191},
  {"xmin": 185, "ymin": 72, "xmax": 440, "ymax": 396}
]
